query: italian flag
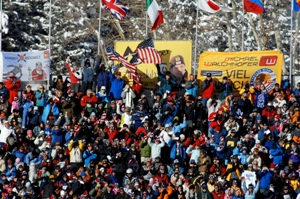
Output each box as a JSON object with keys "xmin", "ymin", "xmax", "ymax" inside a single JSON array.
[{"xmin": 146, "ymin": 0, "xmax": 164, "ymax": 30}]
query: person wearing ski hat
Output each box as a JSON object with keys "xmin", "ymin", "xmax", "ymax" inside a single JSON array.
[
  {"xmin": 217, "ymin": 76, "xmax": 233, "ymax": 101},
  {"xmin": 147, "ymin": 136, "xmax": 165, "ymax": 160},
  {"xmin": 156, "ymin": 71, "xmax": 175, "ymax": 96},
  {"xmin": 198, "ymin": 183, "xmax": 212, "ymax": 199},
  {"xmin": 96, "ymin": 85, "xmax": 109, "ymax": 105},
  {"xmin": 202, "ymin": 73, "xmax": 216, "ymax": 108},
  {"xmin": 109, "ymin": 70, "xmax": 125, "ymax": 100},
  {"xmin": 172, "ymin": 115, "xmax": 187, "ymax": 137},
  {"xmin": 241, "ymin": 177, "xmax": 260, "ymax": 199}
]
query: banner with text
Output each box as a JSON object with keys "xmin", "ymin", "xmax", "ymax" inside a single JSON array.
[
  {"xmin": 115, "ymin": 41, "xmax": 192, "ymax": 89},
  {"xmin": 0, "ymin": 50, "xmax": 50, "ymax": 82},
  {"xmin": 197, "ymin": 50, "xmax": 283, "ymax": 92}
]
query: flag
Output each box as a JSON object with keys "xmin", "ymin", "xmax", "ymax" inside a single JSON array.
[
  {"xmin": 243, "ymin": 0, "xmax": 265, "ymax": 14},
  {"xmin": 130, "ymin": 53, "xmax": 141, "ymax": 65},
  {"xmin": 105, "ymin": 45, "xmax": 126, "ymax": 62},
  {"xmin": 135, "ymin": 38, "xmax": 162, "ymax": 64},
  {"xmin": 197, "ymin": 0, "xmax": 232, "ymax": 13},
  {"xmin": 294, "ymin": 0, "xmax": 300, "ymax": 12},
  {"xmin": 104, "ymin": 45, "xmax": 137, "ymax": 73},
  {"xmin": 102, "ymin": 0, "xmax": 129, "ymax": 20},
  {"xmin": 146, "ymin": 0, "xmax": 164, "ymax": 30}
]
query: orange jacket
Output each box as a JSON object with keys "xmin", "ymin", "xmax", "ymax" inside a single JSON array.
[{"xmin": 157, "ymin": 186, "xmax": 173, "ymax": 199}]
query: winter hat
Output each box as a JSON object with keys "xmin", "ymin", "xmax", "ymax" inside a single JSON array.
[
  {"xmin": 15, "ymin": 158, "xmax": 21, "ymax": 164},
  {"xmin": 61, "ymin": 190, "xmax": 66, "ymax": 196}
]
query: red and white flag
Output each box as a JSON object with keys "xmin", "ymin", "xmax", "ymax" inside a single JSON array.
[
  {"xmin": 136, "ymin": 38, "xmax": 161, "ymax": 64},
  {"xmin": 197, "ymin": 0, "xmax": 231, "ymax": 13}
]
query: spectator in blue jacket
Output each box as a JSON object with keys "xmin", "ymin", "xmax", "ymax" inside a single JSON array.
[
  {"xmin": 242, "ymin": 179, "xmax": 260, "ymax": 199},
  {"xmin": 82, "ymin": 143, "xmax": 97, "ymax": 168},
  {"xmin": 109, "ymin": 71, "xmax": 125, "ymax": 100},
  {"xmin": 170, "ymin": 139, "xmax": 186, "ymax": 164},
  {"xmin": 157, "ymin": 72, "xmax": 175, "ymax": 95},
  {"xmin": 172, "ymin": 116, "xmax": 187, "ymax": 137},
  {"xmin": 5, "ymin": 159, "xmax": 16, "ymax": 178},
  {"xmin": 270, "ymin": 138, "xmax": 285, "ymax": 167},
  {"xmin": 35, "ymin": 85, "xmax": 48, "ymax": 114},
  {"xmin": 0, "ymin": 82, "xmax": 8, "ymax": 101},
  {"xmin": 258, "ymin": 166, "xmax": 273, "ymax": 195},
  {"xmin": 41, "ymin": 99, "xmax": 60, "ymax": 124},
  {"xmin": 51, "ymin": 125, "xmax": 64, "ymax": 147},
  {"xmin": 21, "ymin": 96, "xmax": 34, "ymax": 128},
  {"xmin": 25, "ymin": 150, "xmax": 42, "ymax": 166},
  {"xmin": 132, "ymin": 102, "xmax": 149, "ymax": 129},
  {"xmin": 293, "ymin": 82, "xmax": 300, "ymax": 102},
  {"xmin": 95, "ymin": 62, "xmax": 110, "ymax": 91},
  {"xmin": 81, "ymin": 59, "xmax": 94, "ymax": 95},
  {"xmin": 254, "ymin": 85, "xmax": 268, "ymax": 110}
]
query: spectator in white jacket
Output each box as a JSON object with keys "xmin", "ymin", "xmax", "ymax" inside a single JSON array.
[
  {"xmin": 186, "ymin": 144, "xmax": 201, "ymax": 164},
  {"xmin": 224, "ymin": 115, "xmax": 240, "ymax": 137},
  {"xmin": 272, "ymin": 93, "xmax": 287, "ymax": 108},
  {"xmin": 34, "ymin": 131, "xmax": 50, "ymax": 151},
  {"xmin": 207, "ymin": 98, "xmax": 222, "ymax": 116},
  {"xmin": 121, "ymin": 84, "xmax": 136, "ymax": 109},
  {"xmin": 0, "ymin": 120, "xmax": 13, "ymax": 146},
  {"xmin": 117, "ymin": 104, "xmax": 133, "ymax": 128},
  {"xmin": 148, "ymin": 136, "xmax": 165, "ymax": 160}
]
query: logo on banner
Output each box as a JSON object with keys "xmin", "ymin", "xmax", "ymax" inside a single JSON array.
[
  {"xmin": 250, "ymin": 68, "xmax": 276, "ymax": 92},
  {"xmin": 44, "ymin": 51, "xmax": 50, "ymax": 59},
  {"xmin": 18, "ymin": 54, "xmax": 26, "ymax": 62},
  {"xmin": 259, "ymin": 56, "xmax": 278, "ymax": 66}
]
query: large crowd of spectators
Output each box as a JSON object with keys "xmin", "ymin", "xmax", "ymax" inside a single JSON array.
[{"xmin": 0, "ymin": 55, "xmax": 299, "ymax": 199}]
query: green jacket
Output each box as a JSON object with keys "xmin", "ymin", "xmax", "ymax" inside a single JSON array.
[
  {"xmin": 139, "ymin": 141, "xmax": 151, "ymax": 158},
  {"xmin": 197, "ymin": 190, "xmax": 213, "ymax": 199}
]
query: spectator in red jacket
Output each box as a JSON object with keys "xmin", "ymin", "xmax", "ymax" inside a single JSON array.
[
  {"xmin": 201, "ymin": 73, "xmax": 216, "ymax": 107},
  {"xmin": 65, "ymin": 56, "xmax": 82, "ymax": 94},
  {"xmin": 80, "ymin": 89, "xmax": 98, "ymax": 108},
  {"xmin": 6, "ymin": 73, "xmax": 21, "ymax": 105}
]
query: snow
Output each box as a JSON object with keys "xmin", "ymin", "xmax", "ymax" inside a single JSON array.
[{"xmin": 0, "ymin": 11, "xmax": 9, "ymax": 34}]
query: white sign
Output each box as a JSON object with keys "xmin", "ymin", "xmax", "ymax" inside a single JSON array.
[
  {"xmin": 0, "ymin": 50, "xmax": 50, "ymax": 82},
  {"xmin": 241, "ymin": 170, "xmax": 256, "ymax": 187}
]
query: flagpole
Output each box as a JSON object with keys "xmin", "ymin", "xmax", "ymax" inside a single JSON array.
[
  {"xmin": 193, "ymin": 2, "xmax": 199, "ymax": 75},
  {"xmin": 48, "ymin": 0, "xmax": 52, "ymax": 90},
  {"xmin": 146, "ymin": 12, "xmax": 148, "ymax": 38},
  {"xmin": 241, "ymin": 0, "xmax": 244, "ymax": 51},
  {"xmin": 48, "ymin": 0, "xmax": 52, "ymax": 51},
  {"xmin": 98, "ymin": 0, "xmax": 102, "ymax": 55},
  {"xmin": 290, "ymin": 0, "xmax": 293, "ymax": 86},
  {"xmin": 0, "ymin": 0, "xmax": 2, "ymax": 52}
]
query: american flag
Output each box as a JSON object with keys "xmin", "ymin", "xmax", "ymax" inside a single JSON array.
[
  {"xmin": 136, "ymin": 38, "xmax": 162, "ymax": 64},
  {"xmin": 102, "ymin": 0, "xmax": 129, "ymax": 20},
  {"xmin": 104, "ymin": 45, "xmax": 137, "ymax": 73}
]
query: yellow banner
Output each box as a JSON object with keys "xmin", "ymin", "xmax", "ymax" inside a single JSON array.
[
  {"xmin": 197, "ymin": 50, "xmax": 283, "ymax": 92},
  {"xmin": 115, "ymin": 40, "xmax": 192, "ymax": 89}
]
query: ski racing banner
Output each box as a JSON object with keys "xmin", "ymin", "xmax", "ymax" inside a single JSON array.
[
  {"xmin": 0, "ymin": 50, "xmax": 50, "ymax": 83},
  {"xmin": 197, "ymin": 50, "xmax": 283, "ymax": 92},
  {"xmin": 115, "ymin": 40, "xmax": 192, "ymax": 89}
]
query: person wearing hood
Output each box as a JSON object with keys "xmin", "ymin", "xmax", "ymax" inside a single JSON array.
[
  {"xmin": 171, "ymin": 116, "xmax": 186, "ymax": 137},
  {"xmin": 81, "ymin": 58, "xmax": 94, "ymax": 95}
]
